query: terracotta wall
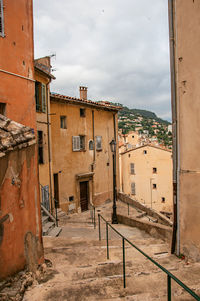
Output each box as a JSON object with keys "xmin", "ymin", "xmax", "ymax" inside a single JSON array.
[
  {"xmin": 172, "ymin": 0, "xmax": 200, "ymax": 260},
  {"xmin": 0, "ymin": 146, "xmax": 43, "ymax": 280}
]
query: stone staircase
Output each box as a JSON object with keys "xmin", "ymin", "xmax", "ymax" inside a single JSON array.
[
  {"xmin": 41, "ymin": 205, "xmax": 62, "ymax": 237},
  {"xmin": 24, "ymin": 203, "xmax": 200, "ymax": 300}
]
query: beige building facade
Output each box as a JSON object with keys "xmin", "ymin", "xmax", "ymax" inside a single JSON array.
[
  {"xmin": 34, "ymin": 57, "xmax": 55, "ymax": 212},
  {"xmin": 50, "ymin": 87, "xmax": 120, "ymax": 213},
  {"xmin": 169, "ymin": 0, "xmax": 200, "ymax": 259},
  {"xmin": 120, "ymin": 145, "xmax": 173, "ymax": 213}
]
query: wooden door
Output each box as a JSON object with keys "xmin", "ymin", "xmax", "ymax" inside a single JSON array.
[
  {"xmin": 80, "ymin": 181, "xmax": 89, "ymax": 212},
  {"xmin": 53, "ymin": 173, "xmax": 59, "ymax": 208}
]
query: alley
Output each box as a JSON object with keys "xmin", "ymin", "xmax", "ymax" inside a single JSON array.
[{"xmin": 23, "ymin": 202, "xmax": 200, "ymax": 301}]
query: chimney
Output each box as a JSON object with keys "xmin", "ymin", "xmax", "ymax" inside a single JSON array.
[{"xmin": 79, "ymin": 86, "xmax": 87, "ymax": 100}]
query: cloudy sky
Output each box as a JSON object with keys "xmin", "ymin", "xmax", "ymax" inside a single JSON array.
[{"xmin": 33, "ymin": 0, "xmax": 171, "ymax": 121}]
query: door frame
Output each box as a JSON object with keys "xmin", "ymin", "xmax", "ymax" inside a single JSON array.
[{"xmin": 76, "ymin": 172, "xmax": 94, "ymax": 212}]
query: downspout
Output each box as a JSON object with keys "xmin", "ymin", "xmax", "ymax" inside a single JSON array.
[
  {"xmin": 168, "ymin": 0, "xmax": 179, "ymax": 255},
  {"xmin": 47, "ymin": 81, "xmax": 54, "ymax": 214}
]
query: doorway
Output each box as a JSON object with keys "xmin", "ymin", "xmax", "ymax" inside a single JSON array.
[
  {"xmin": 80, "ymin": 181, "xmax": 89, "ymax": 212},
  {"xmin": 53, "ymin": 173, "xmax": 60, "ymax": 208}
]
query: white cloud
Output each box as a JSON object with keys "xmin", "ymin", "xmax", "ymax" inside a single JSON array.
[{"xmin": 33, "ymin": 0, "xmax": 171, "ymax": 121}]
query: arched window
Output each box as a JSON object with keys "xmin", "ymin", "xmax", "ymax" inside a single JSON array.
[{"xmin": 89, "ymin": 140, "xmax": 94, "ymax": 150}]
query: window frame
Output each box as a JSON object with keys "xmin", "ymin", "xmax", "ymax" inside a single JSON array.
[
  {"xmin": 80, "ymin": 108, "xmax": 86, "ymax": 117},
  {"xmin": 60, "ymin": 115, "xmax": 67, "ymax": 129},
  {"xmin": 131, "ymin": 182, "xmax": 136, "ymax": 195},
  {"xmin": 0, "ymin": 0, "xmax": 5, "ymax": 38},
  {"xmin": 89, "ymin": 140, "xmax": 94, "ymax": 150},
  {"xmin": 153, "ymin": 167, "xmax": 157, "ymax": 174},
  {"xmin": 153, "ymin": 183, "xmax": 157, "ymax": 189},
  {"xmin": 38, "ymin": 130, "xmax": 44, "ymax": 164},
  {"xmin": 35, "ymin": 81, "xmax": 47, "ymax": 113},
  {"xmin": 96, "ymin": 135, "xmax": 102, "ymax": 151},
  {"xmin": 130, "ymin": 163, "xmax": 135, "ymax": 175},
  {"xmin": 72, "ymin": 135, "xmax": 86, "ymax": 151}
]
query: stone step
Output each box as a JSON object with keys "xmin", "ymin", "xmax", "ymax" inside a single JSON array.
[
  {"xmin": 42, "ymin": 215, "xmax": 49, "ymax": 225},
  {"xmin": 42, "ymin": 222, "xmax": 55, "ymax": 236},
  {"xmin": 48, "ymin": 227, "xmax": 62, "ymax": 237}
]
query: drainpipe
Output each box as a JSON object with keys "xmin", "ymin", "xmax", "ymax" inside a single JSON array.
[
  {"xmin": 47, "ymin": 82, "xmax": 54, "ymax": 214},
  {"xmin": 168, "ymin": 0, "xmax": 179, "ymax": 255}
]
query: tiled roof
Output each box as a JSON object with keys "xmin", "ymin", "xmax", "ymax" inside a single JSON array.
[
  {"xmin": 120, "ymin": 143, "xmax": 172, "ymax": 155},
  {"xmin": 50, "ymin": 92, "xmax": 121, "ymax": 111},
  {"xmin": 34, "ymin": 62, "xmax": 56, "ymax": 80},
  {"xmin": 0, "ymin": 115, "xmax": 36, "ymax": 157}
]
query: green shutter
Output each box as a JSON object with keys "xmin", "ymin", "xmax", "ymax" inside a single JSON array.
[{"xmin": 42, "ymin": 84, "xmax": 46, "ymax": 113}]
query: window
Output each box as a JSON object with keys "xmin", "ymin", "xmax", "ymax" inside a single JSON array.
[
  {"xmin": 35, "ymin": 82, "xmax": 46, "ymax": 113},
  {"xmin": 153, "ymin": 167, "xmax": 157, "ymax": 174},
  {"xmin": 69, "ymin": 196, "xmax": 74, "ymax": 202},
  {"xmin": 130, "ymin": 163, "xmax": 135, "ymax": 174},
  {"xmin": 161, "ymin": 197, "xmax": 165, "ymax": 203},
  {"xmin": 143, "ymin": 150, "xmax": 147, "ymax": 154},
  {"xmin": 0, "ymin": 102, "xmax": 6, "ymax": 115},
  {"xmin": 153, "ymin": 184, "xmax": 157, "ymax": 189},
  {"xmin": 89, "ymin": 140, "xmax": 94, "ymax": 150},
  {"xmin": 131, "ymin": 182, "xmax": 136, "ymax": 195},
  {"xmin": 72, "ymin": 135, "xmax": 85, "ymax": 151},
  {"xmin": 96, "ymin": 136, "xmax": 102, "ymax": 151},
  {"xmin": 0, "ymin": 0, "xmax": 4, "ymax": 37},
  {"xmin": 80, "ymin": 108, "xmax": 86, "ymax": 117},
  {"xmin": 132, "ymin": 135, "xmax": 134, "ymax": 138},
  {"xmin": 60, "ymin": 116, "xmax": 67, "ymax": 129},
  {"xmin": 38, "ymin": 131, "xmax": 44, "ymax": 164}
]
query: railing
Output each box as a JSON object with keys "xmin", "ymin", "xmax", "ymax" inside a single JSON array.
[
  {"xmin": 40, "ymin": 184, "xmax": 58, "ymax": 226},
  {"xmin": 98, "ymin": 214, "xmax": 200, "ymax": 301}
]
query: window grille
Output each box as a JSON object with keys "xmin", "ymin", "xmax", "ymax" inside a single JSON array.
[
  {"xmin": 130, "ymin": 163, "xmax": 135, "ymax": 174},
  {"xmin": 0, "ymin": 0, "xmax": 4, "ymax": 37}
]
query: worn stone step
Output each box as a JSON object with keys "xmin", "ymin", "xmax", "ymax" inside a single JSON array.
[
  {"xmin": 48, "ymin": 227, "xmax": 62, "ymax": 237},
  {"xmin": 42, "ymin": 222, "xmax": 55, "ymax": 236},
  {"xmin": 42, "ymin": 215, "xmax": 49, "ymax": 224}
]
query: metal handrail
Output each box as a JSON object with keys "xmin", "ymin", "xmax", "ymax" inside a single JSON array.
[
  {"xmin": 90, "ymin": 204, "xmax": 96, "ymax": 229},
  {"xmin": 40, "ymin": 183, "xmax": 58, "ymax": 226},
  {"xmin": 98, "ymin": 214, "xmax": 200, "ymax": 301}
]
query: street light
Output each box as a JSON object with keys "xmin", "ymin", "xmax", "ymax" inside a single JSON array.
[{"xmin": 110, "ymin": 139, "xmax": 118, "ymax": 224}]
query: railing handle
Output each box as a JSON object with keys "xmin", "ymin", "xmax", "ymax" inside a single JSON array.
[
  {"xmin": 94, "ymin": 207, "xmax": 96, "ymax": 229},
  {"xmin": 106, "ymin": 222, "xmax": 109, "ymax": 260},
  {"xmin": 122, "ymin": 237, "xmax": 126, "ymax": 288},
  {"xmin": 168, "ymin": 275, "xmax": 171, "ymax": 301},
  {"xmin": 98, "ymin": 214, "xmax": 101, "ymax": 241}
]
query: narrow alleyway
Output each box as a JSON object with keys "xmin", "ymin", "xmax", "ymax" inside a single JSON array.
[{"xmin": 23, "ymin": 202, "xmax": 200, "ymax": 301}]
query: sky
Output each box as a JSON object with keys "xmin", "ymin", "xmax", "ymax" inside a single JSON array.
[{"xmin": 33, "ymin": 0, "xmax": 171, "ymax": 121}]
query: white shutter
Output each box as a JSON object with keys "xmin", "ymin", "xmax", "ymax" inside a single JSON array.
[
  {"xmin": 72, "ymin": 136, "xmax": 80, "ymax": 151},
  {"xmin": 96, "ymin": 136, "xmax": 102, "ymax": 150}
]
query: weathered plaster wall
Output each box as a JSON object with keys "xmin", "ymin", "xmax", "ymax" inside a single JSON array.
[
  {"xmin": 174, "ymin": 0, "xmax": 200, "ymax": 260},
  {"xmin": 0, "ymin": 0, "xmax": 35, "ymax": 129},
  {"xmin": 121, "ymin": 146, "xmax": 173, "ymax": 212},
  {"xmin": 50, "ymin": 101, "xmax": 119, "ymax": 212},
  {"xmin": 0, "ymin": 146, "xmax": 43, "ymax": 280}
]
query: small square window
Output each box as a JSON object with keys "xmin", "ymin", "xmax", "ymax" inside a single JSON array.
[
  {"xmin": 153, "ymin": 184, "xmax": 157, "ymax": 189},
  {"xmin": 128, "ymin": 154, "xmax": 131, "ymax": 158},
  {"xmin": 80, "ymin": 108, "xmax": 86, "ymax": 117},
  {"xmin": 69, "ymin": 196, "xmax": 74, "ymax": 202},
  {"xmin": 143, "ymin": 150, "xmax": 147, "ymax": 154},
  {"xmin": 153, "ymin": 167, "xmax": 157, "ymax": 174},
  {"xmin": 0, "ymin": 102, "xmax": 6, "ymax": 115},
  {"xmin": 60, "ymin": 116, "xmax": 67, "ymax": 129},
  {"xmin": 161, "ymin": 197, "xmax": 165, "ymax": 203}
]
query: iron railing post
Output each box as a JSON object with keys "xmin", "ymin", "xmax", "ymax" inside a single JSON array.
[
  {"xmin": 94, "ymin": 207, "xmax": 96, "ymax": 229},
  {"xmin": 168, "ymin": 275, "xmax": 171, "ymax": 301},
  {"xmin": 122, "ymin": 237, "xmax": 126, "ymax": 288},
  {"xmin": 106, "ymin": 222, "xmax": 109, "ymax": 259},
  {"xmin": 98, "ymin": 214, "xmax": 101, "ymax": 241},
  {"xmin": 55, "ymin": 205, "xmax": 58, "ymax": 227},
  {"xmin": 128, "ymin": 203, "xmax": 129, "ymax": 216}
]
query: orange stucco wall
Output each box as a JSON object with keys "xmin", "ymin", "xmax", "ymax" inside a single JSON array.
[{"xmin": 0, "ymin": 0, "xmax": 43, "ymax": 278}]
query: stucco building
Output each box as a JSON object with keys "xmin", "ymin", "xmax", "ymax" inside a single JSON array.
[
  {"xmin": 120, "ymin": 144, "xmax": 173, "ymax": 213},
  {"xmin": 169, "ymin": 0, "xmax": 200, "ymax": 259},
  {"xmin": 0, "ymin": 0, "xmax": 43, "ymax": 278},
  {"xmin": 50, "ymin": 87, "xmax": 120, "ymax": 214},
  {"xmin": 34, "ymin": 57, "xmax": 55, "ymax": 212}
]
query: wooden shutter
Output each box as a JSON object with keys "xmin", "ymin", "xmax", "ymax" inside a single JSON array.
[
  {"xmin": 131, "ymin": 182, "xmax": 136, "ymax": 195},
  {"xmin": 41, "ymin": 84, "xmax": 46, "ymax": 112},
  {"xmin": 72, "ymin": 136, "xmax": 80, "ymax": 151}
]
